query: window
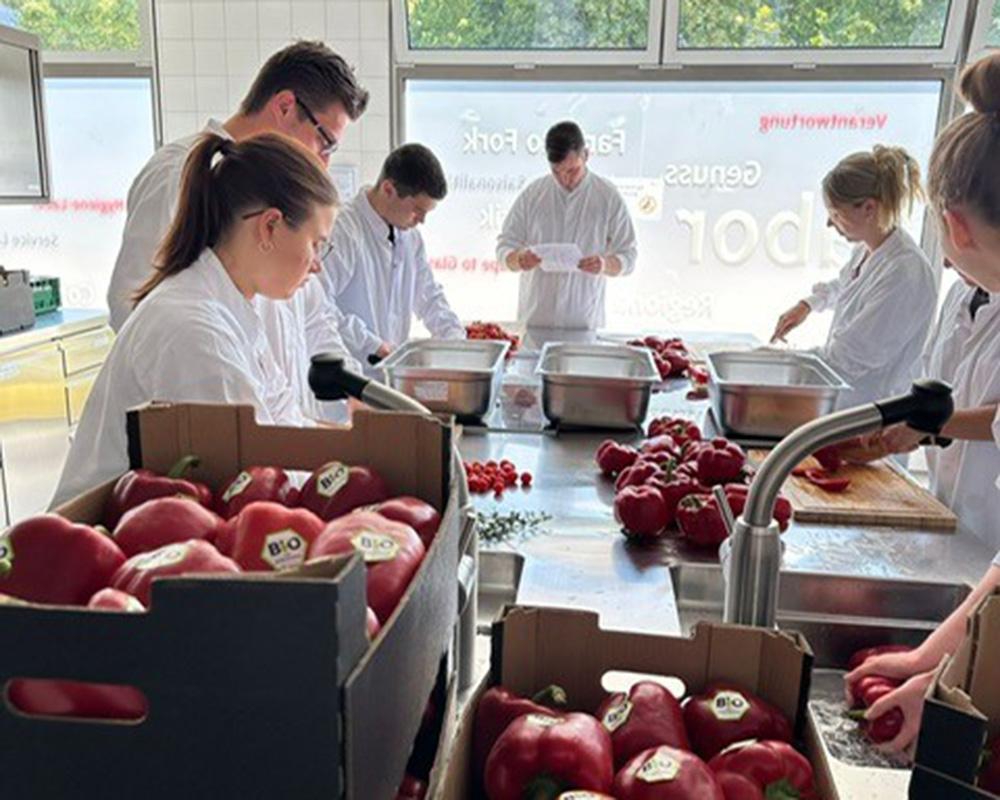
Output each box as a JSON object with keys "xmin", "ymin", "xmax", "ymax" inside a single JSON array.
[
  {"xmin": 677, "ymin": 0, "xmax": 952, "ymax": 51},
  {"xmin": 1, "ymin": 0, "xmax": 141, "ymax": 52},
  {"xmin": 969, "ymin": 0, "xmax": 1000, "ymax": 55},
  {"xmin": 989, "ymin": 0, "xmax": 1000, "ymax": 46},
  {"xmin": 404, "ymin": 79, "xmax": 942, "ymax": 345}
]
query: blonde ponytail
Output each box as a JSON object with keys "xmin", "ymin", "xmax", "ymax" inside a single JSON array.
[{"xmin": 822, "ymin": 144, "xmax": 924, "ymax": 231}]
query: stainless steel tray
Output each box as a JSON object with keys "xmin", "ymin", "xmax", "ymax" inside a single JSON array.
[
  {"xmin": 381, "ymin": 338, "xmax": 509, "ymax": 420},
  {"xmin": 536, "ymin": 342, "xmax": 659, "ymax": 429},
  {"xmin": 708, "ymin": 349, "xmax": 850, "ymax": 438}
]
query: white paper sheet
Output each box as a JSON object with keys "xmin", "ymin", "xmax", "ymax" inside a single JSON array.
[{"xmin": 532, "ymin": 243, "xmax": 583, "ymax": 273}]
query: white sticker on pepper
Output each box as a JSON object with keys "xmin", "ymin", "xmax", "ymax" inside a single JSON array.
[
  {"xmin": 260, "ymin": 529, "xmax": 308, "ymax": 571},
  {"xmin": 710, "ymin": 690, "xmax": 750, "ymax": 722},
  {"xmin": 0, "ymin": 537, "xmax": 12, "ymax": 564},
  {"xmin": 131, "ymin": 543, "xmax": 188, "ymax": 571},
  {"xmin": 525, "ymin": 714, "xmax": 562, "ymax": 728},
  {"xmin": 316, "ymin": 463, "xmax": 349, "ymax": 499},
  {"xmin": 350, "ymin": 531, "xmax": 400, "ymax": 563},
  {"xmin": 602, "ymin": 700, "xmax": 633, "ymax": 733},
  {"xmin": 221, "ymin": 471, "xmax": 253, "ymax": 503},
  {"xmin": 637, "ymin": 750, "xmax": 680, "ymax": 783}
]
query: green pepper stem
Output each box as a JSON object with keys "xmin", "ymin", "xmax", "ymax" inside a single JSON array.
[
  {"xmin": 532, "ymin": 685, "xmax": 568, "ymax": 709},
  {"xmin": 167, "ymin": 455, "xmax": 201, "ymax": 479},
  {"xmin": 524, "ymin": 775, "xmax": 565, "ymax": 800},
  {"xmin": 0, "ymin": 559, "xmax": 11, "ymax": 579}
]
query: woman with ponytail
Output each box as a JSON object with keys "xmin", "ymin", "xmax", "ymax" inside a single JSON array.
[
  {"xmin": 839, "ymin": 52, "xmax": 1000, "ymax": 755},
  {"xmin": 771, "ymin": 144, "xmax": 938, "ymax": 410},
  {"xmin": 51, "ymin": 133, "xmax": 338, "ymax": 506}
]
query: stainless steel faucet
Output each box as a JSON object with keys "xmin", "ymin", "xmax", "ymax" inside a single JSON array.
[{"xmin": 723, "ymin": 379, "xmax": 954, "ymax": 628}]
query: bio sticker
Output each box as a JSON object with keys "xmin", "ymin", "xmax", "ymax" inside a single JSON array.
[
  {"xmin": 221, "ymin": 471, "xmax": 253, "ymax": 503},
  {"xmin": 560, "ymin": 794, "xmax": 610, "ymax": 800},
  {"xmin": 316, "ymin": 462, "xmax": 349, "ymax": 499},
  {"xmin": 132, "ymin": 543, "xmax": 189, "ymax": 571},
  {"xmin": 602, "ymin": 700, "xmax": 633, "ymax": 733},
  {"xmin": 637, "ymin": 750, "xmax": 680, "ymax": 783},
  {"xmin": 0, "ymin": 537, "xmax": 13, "ymax": 573},
  {"xmin": 525, "ymin": 714, "xmax": 562, "ymax": 728},
  {"xmin": 710, "ymin": 690, "xmax": 750, "ymax": 722},
  {"xmin": 260, "ymin": 529, "xmax": 308, "ymax": 571},
  {"xmin": 351, "ymin": 531, "xmax": 400, "ymax": 563}
]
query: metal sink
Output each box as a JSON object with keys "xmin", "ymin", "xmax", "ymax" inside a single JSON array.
[
  {"xmin": 670, "ymin": 562, "xmax": 971, "ymax": 668},
  {"xmin": 477, "ymin": 550, "xmax": 524, "ymax": 632}
]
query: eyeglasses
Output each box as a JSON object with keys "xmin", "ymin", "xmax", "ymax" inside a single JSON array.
[
  {"xmin": 295, "ymin": 98, "xmax": 339, "ymax": 157},
  {"xmin": 242, "ymin": 208, "xmax": 334, "ymax": 263}
]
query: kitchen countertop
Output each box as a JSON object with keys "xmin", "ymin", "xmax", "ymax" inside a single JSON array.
[
  {"xmin": 454, "ymin": 328, "xmax": 994, "ymax": 800},
  {"xmin": 0, "ymin": 308, "xmax": 109, "ymax": 356}
]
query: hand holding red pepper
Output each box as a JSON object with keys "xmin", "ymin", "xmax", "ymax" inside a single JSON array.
[
  {"xmin": 696, "ymin": 439, "xmax": 747, "ymax": 486},
  {"xmin": 597, "ymin": 681, "xmax": 690, "ymax": 769},
  {"xmin": 112, "ymin": 496, "xmax": 224, "ymax": 558},
  {"xmin": 615, "ymin": 485, "xmax": 670, "ymax": 540},
  {"xmin": 0, "ymin": 514, "xmax": 126, "ymax": 605},
  {"xmin": 484, "ymin": 712, "xmax": 614, "ymax": 800},
  {"xmin": 298, "ymin": 461, "xmax": 390, "ymax": 521},
  {"xmin": 474, "ymin": 685, "xmax": 568, "ymax": 780},
  {"xmin": 613, "ymin": 745, "xmax": 724, "ymax": 800},
  {"xmin": 683, "ymin": 683, "xmax": 793, "ymax": 760},
  {"xmin": 215, "ymin": 465, "xmax": 296, "ymax": 519},
  {"xmin": 708, "ymin": 739, "xmax": 815, "ymax": 800},
  {"xmin": 103, "ymin": 454, "xmax": 213, "ymax": 528},
  {"xmin": 596, "ymin": 440, "xmax": 641, "ymax": 478}
]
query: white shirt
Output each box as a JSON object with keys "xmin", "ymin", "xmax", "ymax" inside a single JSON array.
[
  {"xmin": 320, "ymin": 188, "xmax": 465, "ymax": 365},
  {"xmin": 923, "ymin": 284, "xmax": 1000, "ymax": 550},
  {"xmin": 496, "ymin": 171, "xmax": 638, "ymax": 330},
  {"xmin": 105, "ymin": 118, "xmax": 355, "ymax": 414},
  {"xmin": 807, "ymin": 228, "xmax": 938, "ymax": 410},
  {"xmin": 52, "ymin": 249, "xmax": 308, "ymax": 507}
]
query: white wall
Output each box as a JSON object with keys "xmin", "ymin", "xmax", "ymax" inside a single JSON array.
[{"xmin": 154, "ymin": 0, "xmax": 392, "ymax": 184}]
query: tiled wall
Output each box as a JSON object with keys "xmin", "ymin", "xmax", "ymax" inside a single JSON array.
[{"xmin": 155, "ymin": 0, "xmax": 392, "ymax": 183}]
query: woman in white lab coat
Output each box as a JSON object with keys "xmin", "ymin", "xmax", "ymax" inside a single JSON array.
[
  {"xmin": 51, "ymin": 133, "xmax": 337, "ymax": 506},
  {"xmin": 772, "ymin": 146, "xmax": 937, "ymax": 409},
  {"xmin": 840, "ymin": 53, "xmax": 1000, "ymax": 755}
]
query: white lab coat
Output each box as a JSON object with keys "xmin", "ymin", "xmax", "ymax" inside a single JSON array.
[
  {"xmin": 806, "ymin": 228, "xmax": 937, "ymax": 410},
  {"xmin": 320, "ymin": 188, "xmax": 465, "ymax": 366},
  {"xmin": 105, "ymin": 118, "xmax": 355, "ymax": 417},
  {"xmin": 923, "ymin": 283, "xmax": 1000, "ymax": 550},
  {"xmin": 52, "ymin": 249, "xmax": 308, "ymax": 507},
  {"xmin": 496, "ymin": 171, "xmax": 638, "ymax": 330}
]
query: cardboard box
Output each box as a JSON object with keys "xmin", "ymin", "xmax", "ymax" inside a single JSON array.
[
  {"xmin": 0, "ymin": 403, "xmax": 461, "ymax": 800},
  {"xmin": 431, "ymin": 605, "xmax": 821, "ymax": 799},
  {"xmin": 911, "ymin": 588, "xmax": 1000, "ymax": 799}
]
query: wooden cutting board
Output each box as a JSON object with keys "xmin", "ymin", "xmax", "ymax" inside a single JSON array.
[{"xmin": 747, "ymin": 450, "xmax": 958, "ymax": 530}]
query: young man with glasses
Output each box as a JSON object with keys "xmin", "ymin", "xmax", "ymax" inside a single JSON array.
[{"xmin": 105, "ymin": 41, "xmax": 368, "ymax": 420}]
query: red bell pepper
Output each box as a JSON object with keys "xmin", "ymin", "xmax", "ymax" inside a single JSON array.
[
  {"xmin": 615, "ymin": 461, "xmax": 661, "ymax": 492},
  {"xmin": 696, "ymin": 439, "xmax": 747, "ymax": 486},
  {"xmin": 640, "ymin": 436, "xmax": 681, "ymax": 459},
  {"xmin": 111, "ymin": 539, "xmax": 241, "ymax": 607},
  {"xmin": 0, "ymin": 514, "xmax": 126, "ymax": 605},
  {"xmin": 215, "ymin": 465, "xmax": 296, "ymax": 519},
  {"xmin": 6, "ymin": 587, "xmax": 148, "ymax": 721},
  {"xmin": 846, "ymin": 644, "xmax": 913, "ymax": 671},
  {"xmin": 689, "ymin": 365, "xmax": 710, "ymax": 385},
  {"xmin": 484, "ymin": 712, "xmax": 614, "ymax": 800},
  {"xmin": 103, "ymin": 454, "xmax": 213, "ymax": 528},
  {"xmin": 676, "ymin": 495, "xmax": 728, "ymax": 548},
  {"xmin": 647, "ymin": 415, "xmax": 679, "ymax": 438},
  {"xmin": 678, "ymin": 439, "xmax": 711, "ymax": 464},
  {"xmin": 648, "ymin": 473, "xmax": 708, "ymax": 528},
  {"xmin": 112, "ymin": 496, "xmax": 224, "ymax": 558},
  {"xmin": 615, "ymin": 486, "xmax": 670, "ymax": 540},
  {"xmin": 714, "ymin": 772, "xmax": 765, "ymax": 800},
  {"xmin": 298, "ymin": 461, "xmax": 390, "ymax": 521},
  {"xmin": 802, "ymin": 469, "xmax": 850, "ymax": 493},
  {"xmin": 473, "ymin": 685, "xmax": 568, "ymax": 780},
  {"xmin": 596, "ymin": 440, "xmax": 641, "ymax": 478},
  {"xmin": 367, "ymin": 496, "xmax": 441, "ymax": 547},
  {"xmin": 597, "ymin": 681, "xmax": 690, "ymax": 769},
  {"xmin": 683, "ymin": 683, "xmax": 793, "ymax": 760},
  {"xmin": 309, "ymin": 511, "xmax": 425, "ymax": 623},
  {"xmin": 708, "ymin": 740, "xmax": 815, "ymax": 800},
  {"xmin": 654, "ymin": 349, "xmax": 691, "ymax": 380},
  {"xmin": 216, "ymin": 501, "xmax": 325, "ymax": 572},
  {"xmin": 722, "ymin": 484, "xmax": 793, "ymax": 532},
  {"xmin": 655, "ymin": 419, "xmax": 702, "ymax": 448},
  {"xmin": 612, "ymin": 745, "xmax": 724, "ymax": 800},
  {"xmin": 395, "ymin": 774, "xmax": 428, "ymax": 800},
  {"xmin": 849, "ymin": 707, "xmax": 903, "ymax": 744},
  {"xmin": 88, "ymin": 587, "xmax": 145, "ymax": 612},
  {"xmin": 979, "ymin": 737, "xmax": 1000, "ymax": 793},
  {"xmin": 366, "ymin": 606, "xmax": 381, "ymax": 640}
]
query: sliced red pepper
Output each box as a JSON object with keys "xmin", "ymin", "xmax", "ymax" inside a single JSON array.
[
  {"xmin": 613, "ymin": 745, "xmax": 724, "ymax": 799},
  {"xmin": 597, "ymin": 680, "xmax": 690, "ymax": 769},
  {"xmin": 802, "ymin": 469, "xmax": 851, "ymax": 493},
  {"xmin": 812, "ymin": 445, "xmax": 844, "ymax": 473},
  {"xmin": 103, "ymin": 454, "xmax": 213, "ymax": 528}
]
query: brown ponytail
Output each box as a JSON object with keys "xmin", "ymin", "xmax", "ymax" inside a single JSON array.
[
  {"xmin": 134, "ymin": 132, "xmax": 337, "ymax": 305},
  {"xmin": 928, "ymin": 52, "xmax": 1000, "ymax": 227},
  {"xmin": 822, "ymin": 145, "xmax": 924, "ymax": 231}
]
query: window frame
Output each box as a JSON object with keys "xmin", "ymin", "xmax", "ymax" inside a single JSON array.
[
  {"xmin": 0, "ymin": 24, "xmax": 51, "ymax": 204},
  {"xmin": 391, "ymin": 0, "xmax": 666, "ymax": 66},
  {"xmin": 25, "ymin": 0, "xmax": 154, "ymax": 67},
  {"xmin": 967, "ymin": 0, "xmax": 999, "ymax": 61},
  {"xmin": 663, "ymin": 0, "xmax": 971, "ymax": 66}
]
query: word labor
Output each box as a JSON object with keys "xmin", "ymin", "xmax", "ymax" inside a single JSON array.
[{"xmin": 461, "ymin": 125, "xmax": 626, "ymax": 157}]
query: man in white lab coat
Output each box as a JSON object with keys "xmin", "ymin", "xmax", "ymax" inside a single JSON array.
[
  {"xmin": 496, "ymin": 121, "xmax": 638, "ymax": 330},
  {"xmin": 105, "ymin": 41, "xmax": 367, "ymax": 418},
  {"xmin": 320, "ymin": 144, "xmax": 464, "ymax": 368}
]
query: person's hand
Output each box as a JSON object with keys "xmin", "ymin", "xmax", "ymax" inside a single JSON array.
[
  {"xmin": 845, "ymin": 648, "xmax": 927, "ymax": 705},
  {"xmin": 516, "ymin": 250, "xmax": 541, "ymax": 271},
  {"xmin": 880, "ymin": 424, "xmax": 924, "ymax": 455},
  {"xmin": 578, "ymin": 255, "xmax": 604, "ymax": 275},
  {"xmin": 838, "ymin": 433, "xmax": 891, "ymax": 464},
  {"xmin": 864, "ymin": 671, "xmax": 936, "ymax": 756},
  {"xmin": 771, "ymin": 300, "xmax": 811, "ymax": 343},
  {"xmin": 376, "ymin": 341, "xmax": 393, "ymax": 359}
]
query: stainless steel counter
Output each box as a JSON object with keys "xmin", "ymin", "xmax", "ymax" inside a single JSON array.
[{"xmin": 457, "ymin": 328, "xmax": 994, "ymax": 800}]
